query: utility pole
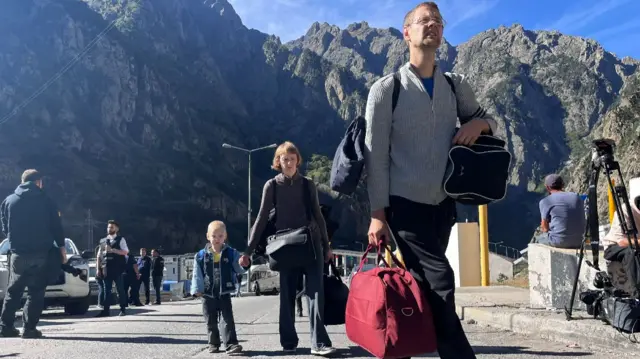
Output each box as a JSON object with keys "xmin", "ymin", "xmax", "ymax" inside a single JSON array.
[{"xmin": 88, "ymin": 209, "xmax": 94, "ymax": 251}]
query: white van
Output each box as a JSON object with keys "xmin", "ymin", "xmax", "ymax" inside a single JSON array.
[{"xmin": 0, "ymin": 238, "xmax": 91, "ymax": 315}]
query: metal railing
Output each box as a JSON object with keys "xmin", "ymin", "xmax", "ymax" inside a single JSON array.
[{"xmin": 488, "ymin": 241, "xmax": 522, "ymax": 260}]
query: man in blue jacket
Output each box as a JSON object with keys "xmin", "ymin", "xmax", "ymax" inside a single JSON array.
[{"xmin": 0, "ymin": 169, "xmax": 66, "ymax": 338}]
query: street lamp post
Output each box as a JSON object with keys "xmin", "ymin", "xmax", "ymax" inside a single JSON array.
[{"xmin": 222, "ymin": 142, "xmax": 277, "ymax": 292}]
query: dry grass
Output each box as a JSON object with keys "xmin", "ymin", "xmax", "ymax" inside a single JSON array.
[
  {"xmin": 491, "ymin": 267, "xmax": 530, "ymax": 288},
  {"xmin": 492, "ymin": 275, "xmax": 529, "ymax": 288}
]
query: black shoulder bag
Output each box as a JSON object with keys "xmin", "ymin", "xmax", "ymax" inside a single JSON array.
[{"xmin": 265, "ymin": 178, "xmax": 317, "ymax": 272}]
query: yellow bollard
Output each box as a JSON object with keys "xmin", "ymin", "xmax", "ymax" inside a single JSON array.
[
  {"xmin": 608, "ymin": 179, "xmax": 616, "ymax": 224},
  {"xmin": 479, "ymin": 204, "xmax": 490, "ymax": 286}
]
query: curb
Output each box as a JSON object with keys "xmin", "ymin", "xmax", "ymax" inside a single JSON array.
[{"xmin": 456, "ymin": 305, "xmax": 640, "ymax": 350}]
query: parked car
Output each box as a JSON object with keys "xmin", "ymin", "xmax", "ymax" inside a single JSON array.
[
  {"xmin": 250, "ymin": 264, "xmax": 279, "ymax": 296},
  {"xmin": 0, "ymin": 238, "xmax": 91, "ymax": 315}
]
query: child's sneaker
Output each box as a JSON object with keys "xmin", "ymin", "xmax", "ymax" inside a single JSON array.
[
  {"xmin": 225, "ymin": 344, "xmax": 243, "ymax": 354},
  {"xmin": 208, "ymin": 345, "xmax": 219, "ymax": 353},
  {"xmin": 311, "ymin": 345, "xmax": 336, "ymax": 356}
]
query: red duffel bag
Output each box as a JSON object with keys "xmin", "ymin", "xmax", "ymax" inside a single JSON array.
[{"xmin": 345, "ymin": 242, "xmax": 437, "ymax": 358}]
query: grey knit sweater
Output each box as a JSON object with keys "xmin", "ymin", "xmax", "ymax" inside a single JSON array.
[
  {"xmin": 246, "ymin": 172, "xmax": 330, "ymax": 256},
  {"xmin": 364, "ymin": 62, "xmax": 498, "ymax": 212}
]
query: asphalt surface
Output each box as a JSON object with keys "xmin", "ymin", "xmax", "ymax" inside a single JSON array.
[{"xmin": 1, "ymin": 295, "xmax": 637, "ymax": 358}]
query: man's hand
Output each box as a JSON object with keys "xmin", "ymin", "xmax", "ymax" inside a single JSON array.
[
  {"xmin": 324, "ymin": 247, "xmax": 333, "ymax": 263},
  {"xmin": 59, "ymin": 246, "xmax": 67, "ymax": 265},
  {"xmin": 368, "ymin": 211, "xmax": 389, "ymax": 246},
  {"xmin": 239, "ymin": 255, "xmax": 250, "ymax": 267},
  {"xmin": 136, "ymin": 272, "xmax": 141, "ymax": 280},
  {"xmin": 452, "ymin": 118, "xmax": 490, "ymax": 146}
]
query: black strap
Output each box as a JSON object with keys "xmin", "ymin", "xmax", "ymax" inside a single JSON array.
[
  {"xmin": 271, "ymin": 178, "xmax": 277, "ymax": 208},
  {"xmin": 391, "ymin": 71, "xmax": 456, "ymax": 114},
  {"xmin": 301, "ymin": 177, "xmax": 313, "ymax": 222},
  {"xmin": 392, "ymin": 72, "xmax": 401, "ymax": 113}
]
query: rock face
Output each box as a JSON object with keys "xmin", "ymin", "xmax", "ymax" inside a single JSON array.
[{"xmin": 0, "ymin": 0, "xmax": 637, "ymax": 252}]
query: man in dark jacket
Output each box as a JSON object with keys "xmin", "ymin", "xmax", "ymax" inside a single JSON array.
[
  {"xmin": 137, "ymin": 248, "xmax": 152, "ymax": 305},
  {"xmin": 123, "ymin": 254, "xmax": 142, "ymax": 306},
  {"xmin": 150, "ymin": 249, "xmax": 164, "ymax": 305},
  {"xmin": 0, "ymin": 169, "xmax": 66, "ymax": 338}
]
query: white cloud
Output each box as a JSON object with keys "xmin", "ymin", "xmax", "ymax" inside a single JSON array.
[
  {"xmin": 227, "ymin": 0, "xmax": 499, "ymax": 42},
  {"xmin": 587, "ymin": 19, "xmax": 640, "ymax": 40},
  {"xmin": 543, "ymin": 0, "xmax": 631, "ymax": 33},
  {"xmin": 439, "ymin": 0, "xmax": 501, "ymax": 31}
]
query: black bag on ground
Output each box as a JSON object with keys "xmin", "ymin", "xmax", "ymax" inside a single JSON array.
[
  {"xmin": 443, "ymin": 131, "xmax": 511, "ymax": 205},
  {"xmin": 323, "ymin": 260, "xmax": 349, "ymax": 326},
  {"xmin": 602, "ymin": 297, "xmax": 640, "ymax": 333},
  {"xmin": 265, "ymin": 177, "xmax": 317, "ymax": 271}
]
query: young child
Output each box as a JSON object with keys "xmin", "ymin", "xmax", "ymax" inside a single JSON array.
[{"xmin": 191, "ymin": 220, "xmax": 246, "ymax": 354}]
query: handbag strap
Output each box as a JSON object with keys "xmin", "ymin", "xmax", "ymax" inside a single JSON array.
[{"xmin": 301, "ymin": 177, "xmax": 313, "ymax": 222}]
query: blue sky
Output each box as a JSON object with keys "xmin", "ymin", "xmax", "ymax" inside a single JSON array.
[{"xmin": 228, "ymin": 0, "xmax": 640, "ymax": 59}]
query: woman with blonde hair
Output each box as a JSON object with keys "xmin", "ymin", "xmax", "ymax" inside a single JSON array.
[{"xmin": 239, "ymin": 141, "xmax": 335, "ymax": 356}]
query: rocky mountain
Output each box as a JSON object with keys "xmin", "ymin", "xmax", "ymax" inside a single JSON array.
[{"xmin": 0, "ymin": 0, "xmax": 637, "ymax": 253}]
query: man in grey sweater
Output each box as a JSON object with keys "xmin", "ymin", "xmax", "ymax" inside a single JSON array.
[{"xmin": 364, "ymin": 3, "xmax": 497, "ymax": 359}]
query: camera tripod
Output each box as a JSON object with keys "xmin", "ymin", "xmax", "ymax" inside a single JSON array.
[{"xmin": 564, "ymin": 139, "xmax": 640, "ymax": 320}]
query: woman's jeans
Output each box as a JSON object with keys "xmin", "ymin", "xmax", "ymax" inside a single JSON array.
[{"xmin": 278, "ymin": 255, "xmax": 331, "ymax": 350}]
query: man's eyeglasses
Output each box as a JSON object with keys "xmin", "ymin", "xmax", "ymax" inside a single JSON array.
[{"xmin": 412, "ymin": 17, "xmax": 444, "ymax": 27}]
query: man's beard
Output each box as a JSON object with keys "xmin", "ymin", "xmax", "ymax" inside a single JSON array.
[{"xmin": 108, "ymin": 231, "xmax": 116, "ymax": 235}]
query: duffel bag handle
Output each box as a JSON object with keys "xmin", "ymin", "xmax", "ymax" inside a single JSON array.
[{"xmin": 356, "ymin": 226, "xmax": 406, "ymax": 272}]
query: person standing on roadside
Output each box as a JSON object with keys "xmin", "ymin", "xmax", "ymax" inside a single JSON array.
[
  {"xmin": 95, "ymin": 220, "xmax": 129, "ymax": 317},
  {"xmin": 137, "ymin": 248, "xmax": 152, "ymax": 305},
  {"xmin": 150, "ymin": 249, "xmax": 164, "ymax": 305},
  {"xmin": 123, "ymin": 254, "xmax": 143, "ymax": 306},
  {"xmin": 364, "ymin": 3, "xmax": 497, "ymax": 358},
  {"xmin": 0, "ymin": 169, "xmax": 66, "ymax": 339}
]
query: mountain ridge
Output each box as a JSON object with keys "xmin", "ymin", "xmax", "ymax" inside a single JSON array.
[{"xmin": 0, "ymin": 0, "xmax": 638, "ymax": 253}]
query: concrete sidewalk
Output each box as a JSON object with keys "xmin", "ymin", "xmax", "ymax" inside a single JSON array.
[{"xmin": 454, "ymin": 286, "xmax": 640, "ymax": 350}]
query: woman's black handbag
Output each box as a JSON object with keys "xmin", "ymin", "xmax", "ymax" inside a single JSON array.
[{"xmin": 265, "ymin": 177, "xmax": 317, "ymax": 271}]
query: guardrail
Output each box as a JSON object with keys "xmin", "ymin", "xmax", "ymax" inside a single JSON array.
[{"xmin": 488, "ymin": 242, "xmax": 522, "ymax": 260}]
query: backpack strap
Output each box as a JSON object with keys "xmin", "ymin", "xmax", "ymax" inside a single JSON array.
[
  {"xmin": 392, "ymin": 71, "xmax": 456, "ymax": 114},
  {"xmin": 443, "ymin": 73, "xmax": 456, "ymax": 96},
  {"xmin": 392, "ymin": 72, "xmax": 401, "ymax": 113}
]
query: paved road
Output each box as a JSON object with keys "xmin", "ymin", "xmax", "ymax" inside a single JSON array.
[{"xmin": 1, "ymin": 296, "xmax": 636, "ymax": 358}]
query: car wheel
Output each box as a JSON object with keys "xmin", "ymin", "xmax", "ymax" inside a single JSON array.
[{"xmin": 64, "ymin": 296, "xmax": 91, "ymax": 316}]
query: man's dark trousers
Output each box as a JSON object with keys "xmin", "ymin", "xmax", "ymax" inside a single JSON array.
[
  {"xmin": 101, "ymin": 273, "xmax": 127, "ymax": 313},
  {"xmin": 139, "ymin": 275, "xmax": 151, "ymax": 304},
  {"xmin": 152, "ymin": 275, "xmax": 163, "ymax": 304},
  {"xmin": 0, "ymin": 252, "xmax": 50, "ymax": 332},
  {"xmin": 386, "ymin": 195, "xmax": 476, "ymax": 359},
  {"xmin": 123, "ymin": 273, "xmax": 141, "ymax": 305}
]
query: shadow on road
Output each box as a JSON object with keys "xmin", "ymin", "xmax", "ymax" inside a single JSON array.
[
  {"xmin": 41, "ymin": 335, "xmax": 205, "ymax": 344},
  {"xmin": 0, "ymin": 354, "xmax": 19, "ymax": 358},
  {"xmin": 346, "ymin": 346, "xmax": 593, "ymax": 357}
]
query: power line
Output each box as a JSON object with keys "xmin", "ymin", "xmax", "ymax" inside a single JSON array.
[{"xmin": 0, "ymin": 19, "xmax": 118, "ymax": 127}]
